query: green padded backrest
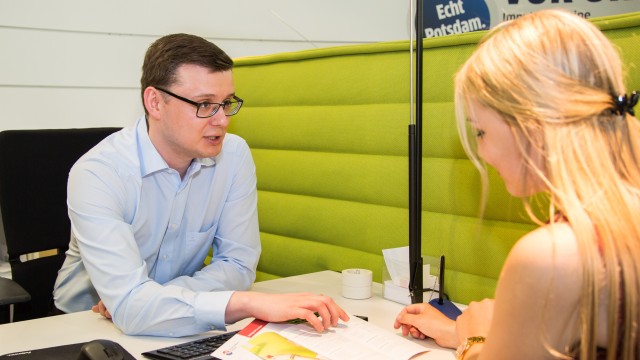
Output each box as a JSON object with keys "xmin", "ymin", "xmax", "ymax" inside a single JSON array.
[{"xmin": 228, "ymin": 12, "xmax": 640, "ymax": 303}]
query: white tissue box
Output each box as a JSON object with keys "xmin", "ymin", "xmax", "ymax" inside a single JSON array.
[
  {"xmin": 383, "ymin": 280, "xmax": 412, "ymax": 305},
  {"xmin": 381, "ymin": 247, "xmax": 441, "ymax": 305},
  {"xmin": 383, "ymin": 275, "xmax": 438, "ymax": 305}
]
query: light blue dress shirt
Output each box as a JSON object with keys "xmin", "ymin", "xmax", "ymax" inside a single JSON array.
[{"xmin": 53, "ymin": 116, "xmax": 260, "ymax": 336}]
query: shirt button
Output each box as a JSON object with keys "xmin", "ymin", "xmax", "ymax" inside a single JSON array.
[{"xmin": 210, "ymin": 326, "xmax": 216, "ymax": 330}]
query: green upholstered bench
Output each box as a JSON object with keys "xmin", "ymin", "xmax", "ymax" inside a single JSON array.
[{"xmin": 228, "ymin": 12, "xmax": 640, "ymax": 304}]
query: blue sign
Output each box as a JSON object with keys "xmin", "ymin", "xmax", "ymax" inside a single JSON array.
[
  {"xmin": 422, "ymin": 0, "xmax": 491, "ymax": 38},
  {"xmin": 421, "ymin": 0, "xmax": 639, "ymax": 39}
]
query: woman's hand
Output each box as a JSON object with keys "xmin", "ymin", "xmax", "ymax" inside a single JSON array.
[
  {"xmin": 394, "ymin": 302, "xmax": 458, "ymax": 349},
  {"xmin": 226, "ymin": 292, "xmax": 350, "ymax": 332}
]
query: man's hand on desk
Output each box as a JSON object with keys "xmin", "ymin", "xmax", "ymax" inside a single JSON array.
[
  {"xmin": 92, "ymin": 300, "xmax": 112, "ymax": 319},
  {"xmin": 225, "ymin": 292, "xmax": 350, "ymax": 333},
  {"xmin": 394, "ymin": 302, "xmax": 459, "ymax": 349}
]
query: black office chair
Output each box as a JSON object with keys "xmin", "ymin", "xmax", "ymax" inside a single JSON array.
[{"xmin": 0, "ymin": 127, "xmax": 120, "ymax": 323}]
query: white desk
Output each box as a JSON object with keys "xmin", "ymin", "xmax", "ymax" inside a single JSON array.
[{"xmin": 0, "ymin": 271, "xmax": 455, "ymax": 359}]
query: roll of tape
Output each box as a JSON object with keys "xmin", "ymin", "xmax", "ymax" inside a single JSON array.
[
  {"xmin": 342, "ymin": 285, "xmax": 371, "ymax": 299},
  {"xmin": 342, "ymin": 269, "xmax": 372, "ymax": 299},
  {"xmin": 342, "ymin": 268, "xmax": 372, "ymax": 286}
]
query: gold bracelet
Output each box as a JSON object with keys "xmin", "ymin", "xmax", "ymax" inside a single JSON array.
[{"xmin": 455, "ymin": 336, "xmax": 486, "ymax": 360}]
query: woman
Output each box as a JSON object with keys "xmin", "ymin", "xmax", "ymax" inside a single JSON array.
[{"xmin": 394, "ymin": 9, "xmax": 639, "ymax": 359}]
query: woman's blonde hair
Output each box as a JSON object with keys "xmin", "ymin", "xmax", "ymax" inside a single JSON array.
[{"xmin": 454, "ymin": 9, "xmax": 640, "ymax": 359}]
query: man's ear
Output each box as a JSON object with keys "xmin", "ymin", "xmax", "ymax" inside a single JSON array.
[{"xmin": 143, "ymin": 86, "xmax": 162, "ymax": 117}]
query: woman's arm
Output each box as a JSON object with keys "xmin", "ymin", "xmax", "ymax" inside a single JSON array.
[{"xmin": 466, "ymin": 223, "xmax": 582, "ymax": 360}]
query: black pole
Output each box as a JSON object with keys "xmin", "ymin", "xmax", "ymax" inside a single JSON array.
[
  {"xmin": 409, "ymin": 0, "xmax": 424, "ymax": 304},
  {"xmin": 438, "ymin": 255, "xmax": 445, "ymax": 304}
]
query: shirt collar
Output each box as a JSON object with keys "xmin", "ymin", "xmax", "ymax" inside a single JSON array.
[{"xmin": 135, "ymin": 116, "xmax": 216, "ymax": 178}]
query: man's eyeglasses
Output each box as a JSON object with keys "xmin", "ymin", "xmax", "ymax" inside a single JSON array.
[{"xmin": 155, "ymin": 87, "xmax": 243, "ymax": 118}]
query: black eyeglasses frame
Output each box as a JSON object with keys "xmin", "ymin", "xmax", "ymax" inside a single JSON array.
[{"xmin": 155, "ymin": 87, "xmax": 243, "ymax": 118}]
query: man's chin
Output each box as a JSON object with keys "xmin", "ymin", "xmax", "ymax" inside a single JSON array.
[{"xmin": 201, "ymin": 147, "xmax": 222, "ymax": 159}]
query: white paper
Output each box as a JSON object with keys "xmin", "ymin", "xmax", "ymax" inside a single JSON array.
[
  {"xmin": 213, "ymin": 315, "xmax": 429, "ymax": 360},
  {"xmin": 383, "ymin": 246, "xmax": 433, "ymax": 288}
]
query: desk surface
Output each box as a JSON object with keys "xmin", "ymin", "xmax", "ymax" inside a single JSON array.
[{"xmin": 0, "ymin": 271, "xmax": 455, "ymax": 359}]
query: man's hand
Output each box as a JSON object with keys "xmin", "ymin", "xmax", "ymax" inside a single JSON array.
[
  {"xmin": 91, "ymin": 300, "xmax": 112, "ymax": 319},
  {"xmin": 226, "ymin": 292, "xmax": 350, "ymax": 332}
]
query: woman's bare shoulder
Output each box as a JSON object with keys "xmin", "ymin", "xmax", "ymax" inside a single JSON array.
[
  {"xmin": 500, "ymin": 222, "xmax": 582, "ymax": 298},
  {"xmin": 486, "ymin": 222, "xmax": 583, "ymax": 356},
  {"xmin": 507, "ymin": 222, "xmax": 580, "ymax": 271}
]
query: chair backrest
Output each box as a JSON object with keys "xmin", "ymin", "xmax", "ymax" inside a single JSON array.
[{"xmin": 0, "ymin": 127, "xmax": 120, "ymax": 321}]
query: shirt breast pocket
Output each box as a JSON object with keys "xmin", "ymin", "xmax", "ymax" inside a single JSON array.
[{"xmin": 185, "ymin": 224, "xmax": 218, "ymax": 267}]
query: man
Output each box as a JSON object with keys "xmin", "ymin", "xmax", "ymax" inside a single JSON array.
[{"xmin": 53, "ymin": 33, "xmax": 347, "ymax": 337}]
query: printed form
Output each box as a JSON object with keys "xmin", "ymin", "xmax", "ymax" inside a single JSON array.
[{"xmin": 213, "ymin": 314, "xmax": 450, "ymax": 360}]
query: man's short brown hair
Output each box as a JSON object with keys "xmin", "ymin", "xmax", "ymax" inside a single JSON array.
[{"xmin": 140, "ymin": 33, "xmax": 233, "ymax": 114}]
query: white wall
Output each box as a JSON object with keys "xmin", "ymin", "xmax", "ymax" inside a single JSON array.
[{"xmin": 0, "ymin": 0, "xmax": 412, "ymax": 130}]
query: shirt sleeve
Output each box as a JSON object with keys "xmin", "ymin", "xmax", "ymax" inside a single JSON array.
[{"xmin": 67, "ymin": 139, "xmax": 260, "ymax": 337}]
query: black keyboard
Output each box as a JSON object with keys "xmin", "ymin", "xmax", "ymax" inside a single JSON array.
[{"xmin": 142, "ymin": 330, "xmax": 239, "ymax": 360}]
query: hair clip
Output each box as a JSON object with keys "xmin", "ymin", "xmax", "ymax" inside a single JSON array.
[{"xmin": 612, "ymin": 91, "xmax": 639, "ymax": 116}]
